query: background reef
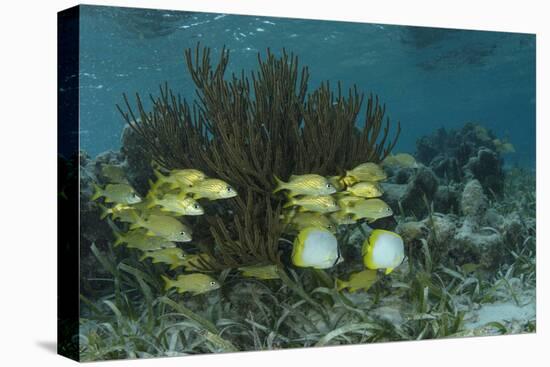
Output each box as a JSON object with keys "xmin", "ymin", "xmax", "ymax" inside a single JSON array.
[{"xmin": 76, "ymin": 45, "xmax": 535, "ymax": 361}]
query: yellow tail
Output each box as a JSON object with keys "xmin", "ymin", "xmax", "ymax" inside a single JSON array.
[
  {"xmin": 145, "ymin": 193, "xmax": 157, "ymax": 209},
  {"xmin": 161, "ymin": 275, "xmax": 173, "ymax": 291},
  {"xmin": 90, "ymin": 183, "xmax": 103, "ymax": 201},
  {"xmin": 282, "ymin": 197, "xmax": 296, "ymax": 209},
  {"xmin": 98, "ymin": 204, "xmax": 110, "ymax": 220},
  {"xmin": 128, "ymin": 211, "xmax": 142, "ymax": 229},
  {"xmin": 112, "ymin": 229, "xmax": 124, "ymax": 247},
  {"xmin": 272, "ymin": 175, "xmax": 286, "ymax": 194},
  {"xmin": 153, "ymin": 168, "xmax": 166, "ymax": 181},
  {"xmin": 336, "ymin": 278, "xmax": 347, "ymax": 291},
  {"xmin": 151, "ymin": 169, "xmax": 167, "ymax": 190}
]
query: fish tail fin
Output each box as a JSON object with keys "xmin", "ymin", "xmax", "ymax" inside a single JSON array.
[
  {"xmin": 128, "ymin": 212, "xmax": 142, "ymax": 229},
  {"xmin": 153, "ymin": 168, "xmax": 166, "ymax": 181},
  {"xmin": 161, "ymin": 275, "xmax": 173, "ymax": 291},
  {"xmin": 91, "ymin": 183, "xmax": 103, "ymax": 201},
  {"xmin": 282, "ymin": 197, "xmax": 295, "ymax": 209},
  {"xmin": 338, "ymin": 177, "xmax": 347, "ymax": 189},
  {"xmin": 272, "ymin": 175, "xmax": 286, "ymax": 194},
  {"xmin": 150, "ymin": 180, "xmax": 161, "ymax": 192},
  {"xmin": 98, "ymin": 204, "xmax": 110, "ymax": 220},
  {"xmin": 112, "ymin": 228, "xmax": 124, "ymax": 247},
  {"xmin": 385, "ymin": 267, "xmax": 394, "ymax": 275},
  {"xmin": 152, "ymin": 169, "xmax": 168, "ymax": 190},
  {"xmin": 169, "ymin": 263, "xmax": 181, "ymax": 271},
  {"xmin": 146, "ymin": 196, "xmax": 157, "ymax": 209},
  {"xmin": 342, "ymin": 175, "xmax": 355, "ymax": 187},
  {"xmin": 336, "ymin": 279, "xmax": 347, "ymax": 292}
]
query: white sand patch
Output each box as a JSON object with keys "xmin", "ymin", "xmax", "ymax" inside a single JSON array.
[{"xmin": 465, "ymin": 293, "xmax": 535, "ymax": 329}]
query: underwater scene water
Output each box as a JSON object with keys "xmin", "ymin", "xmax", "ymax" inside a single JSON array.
[{"xmin": 70, "ymin": 5, "xmax": 536, "ymax": 361}]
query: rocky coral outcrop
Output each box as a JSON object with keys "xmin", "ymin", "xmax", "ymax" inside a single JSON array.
[
  {"xmin": 450, "ymin": 219, "xmax": 503, "ymax": 267},
  {"xmin": 120, "ymin": 125, "xmax": 154, "ymax": 196},
  {"xmin": 380, "ymin": 182, "xmax": 407, "ymax": 213},
  {"xmin": 425, "ymin": 213, "xmax": 457, "ymax": 245},
  {"xmin": 399, "ymin": 166, "xmax": 439, "ymax": 218},
  {"xmin": 463, "ymin": 148, "xmax": 504, "ymax": 195},
  {"xmin": 415, "ymin": 123, "xmax": 505, "ymax": 195},
  {"xmin": 396, "ymin": 220, "xmax": 428, "ymax": 244},
  {"xmin": 460, "ymin": 179, "xmax": 487, "ymax": 217},
  {"xmin": 433, "ymin": 184, "xmax": 460, "ymax": 214}
]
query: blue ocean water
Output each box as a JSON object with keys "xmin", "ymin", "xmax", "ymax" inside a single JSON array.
[{"xmin": 78, "ymin": 5, "xmax": 535, "ymax": 167}]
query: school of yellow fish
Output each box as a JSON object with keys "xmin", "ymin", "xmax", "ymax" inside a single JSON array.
[
  {"xmin": 278, "ymin": 162, "xmax": 394, "ymax": 233},
  {"xmin": 93, "ymin": 155, "xmax": 414, "ymax": 296},
  {"xmin": 93, "ymin": 163, "xmax": 236, "ymax": 295}
]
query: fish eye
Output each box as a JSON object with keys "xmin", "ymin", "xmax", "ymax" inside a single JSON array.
[
  {"xmin": 226, "ymin": 186, "xmax": 233, "ymax": 192},
  {"xmin": 180, "ymin": 231, "xmax": 185, "ymax": 235},
  {"xmin": 194, "ymin": 204, "xmax": 199, "ymax": 209},
  {"xmin": 209, "ymin": 281, "xmax": 216, "ymax": 286},
  {"xmin": 326, "ymin": 183, "xmax": 332, "ymax": 188}
]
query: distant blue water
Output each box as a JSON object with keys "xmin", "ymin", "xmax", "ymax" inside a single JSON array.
[{"xmin": 78, "ymin": 5, "xmax": 536, "ymax": 167}]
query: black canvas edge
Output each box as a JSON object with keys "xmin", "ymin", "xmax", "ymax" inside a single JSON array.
[{"xmin": 57, "ymin": 5, "xmax": 81, "ymax": 362}]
